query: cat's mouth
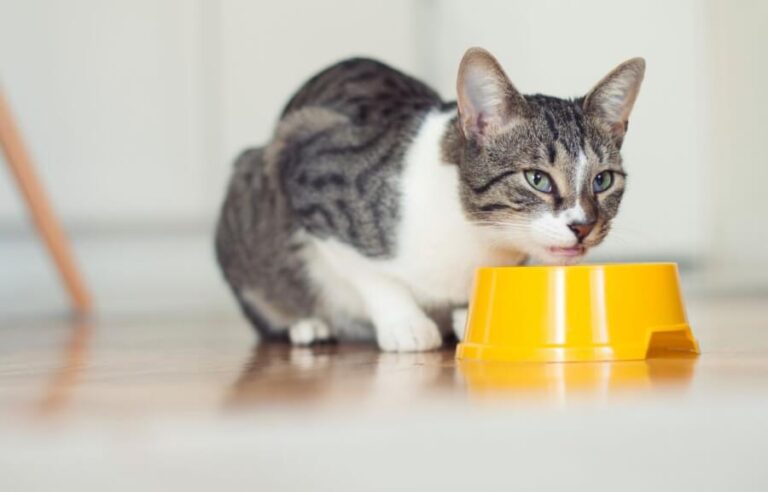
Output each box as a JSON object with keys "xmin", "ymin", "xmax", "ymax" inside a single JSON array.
[
  {"xmin": 548, "ymin": 245, "xmax": 586, "ymax": 258},
  {"xmin": 529, "ymin": 244, "xmax": 588, "ymax": 265}
]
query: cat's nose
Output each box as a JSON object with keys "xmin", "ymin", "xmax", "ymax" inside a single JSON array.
[{"xmin": 568, "ymin": 222, "xmax": 596, "ymax": 242}]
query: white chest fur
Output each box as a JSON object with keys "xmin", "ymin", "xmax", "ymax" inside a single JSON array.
[
  {"xmin": 382, "ymin": 110, "xmax": 522, "ymax": 305},
  {"xmin": 306, "ymin": 110, "xmax": 523, "ymax": 320}
]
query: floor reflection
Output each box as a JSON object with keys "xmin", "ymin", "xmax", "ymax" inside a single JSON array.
[
  {"xmin": 457, "ymin": 353, "xmax": 698, "ymax": 403},
  {"xmin": 226, "ymin": 342, "xmax": 455, "ymax": 410},
  {"xmin": 36, "ymin": 317, "xmax": 93, "ymax": 416},
  {"xmin": 226, "ymin": 344, "xmax": 697, "ymax": 408},
  {"xmin": 227, "ymin": 341, "xmax": 699, "ymax": 410}
]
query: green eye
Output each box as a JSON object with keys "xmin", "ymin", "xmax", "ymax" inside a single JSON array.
[
  {"xmin": 593, "ymin": 171, "xmax": 614, "ymax": 193},
  {"xmin": 524, "ymin": 170, "xmax": 554, "ymax": 193}
]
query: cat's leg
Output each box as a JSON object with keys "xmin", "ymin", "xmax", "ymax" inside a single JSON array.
[
  {"xmin": 304, "ymin": 238, "xmax": 441, "ymax": 351},
  {"xmin": 353, "ymin": 273, "xmax": 442, "ymax": 352},
  {"xmin": 452, "ymin": 307, "xmax": 469, "ymax": 341},
  {"xmin": 288, "ymin": 318, "xmax": 333, "ymax": 346}
]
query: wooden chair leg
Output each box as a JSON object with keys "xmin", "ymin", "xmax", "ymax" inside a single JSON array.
[{"xmin": 0, "ymin": 88, "xmax": 91, "ymax": 314}]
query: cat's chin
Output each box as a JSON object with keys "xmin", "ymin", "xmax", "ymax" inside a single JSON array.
[{"xmin": 527, "ymin": 245, "xmax": 588, "ymax": 266}]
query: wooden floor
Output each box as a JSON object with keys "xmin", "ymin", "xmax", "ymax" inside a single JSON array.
[
  {"xmin": 2, "ymin": 295, "xmax": 768, "ymax": 490},
  {"xmin": 0, "ymin": 316, "xmax": 723, "ymax": 417}
]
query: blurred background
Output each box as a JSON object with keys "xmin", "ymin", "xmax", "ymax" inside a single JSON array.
[
  {"xmin": 2, "ymin": 2, "xmax": 768, "ymax": 491},
  {"xmin": 1, "ymin": 0, "xmax": 767, "ymax": 319}
]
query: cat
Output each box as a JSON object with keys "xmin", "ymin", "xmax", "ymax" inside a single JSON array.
[{"xmin": 215, "ymin": 47, "xmax": 645, "ymax": 352}]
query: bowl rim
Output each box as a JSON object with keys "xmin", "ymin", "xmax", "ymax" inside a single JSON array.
[{"xmin": 476, "ymin": 262, "xmax": 678, "ymax": 273}]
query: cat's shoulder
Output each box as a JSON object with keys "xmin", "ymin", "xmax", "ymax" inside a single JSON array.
[
  {"xmin": 281, "ymin": 57, "xmax": 444, "ymax": 119},
  {"xmin": 298, "ymin": 57, "xmax": 416, "ymax": 89}
]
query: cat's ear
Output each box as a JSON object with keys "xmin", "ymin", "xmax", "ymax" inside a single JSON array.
[
  {"xmin": 583, "ymin": 58, "xmax": 645, "ymax": 146},
  {"xmin": 456, "ymin": 47, "xmax": 529, "ymax": 144}
]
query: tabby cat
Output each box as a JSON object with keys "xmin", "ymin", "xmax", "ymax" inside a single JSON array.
[{"xmin": 215, "ymin": 47, "xmax": 645, "ymax": 351}]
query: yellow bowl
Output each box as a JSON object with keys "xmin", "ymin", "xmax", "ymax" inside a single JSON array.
[{"xmin": 456, "ymin": 263, "xmax": 699, "ymax": 363}]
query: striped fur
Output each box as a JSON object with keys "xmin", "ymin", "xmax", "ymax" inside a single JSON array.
[{"xmin": 215, "ymin": 48, "xmax": 644, "ymax": 350}]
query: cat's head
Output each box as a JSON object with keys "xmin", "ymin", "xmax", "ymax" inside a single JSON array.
[{"xmin": 450, "ymin": 47, "xmax": 645, "ymax": 265}]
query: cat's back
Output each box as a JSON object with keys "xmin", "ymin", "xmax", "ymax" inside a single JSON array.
[
  {"xmin": 267, "ymin": 58, "xmax": 455, "ymax": 258},
  {"xmin": 281, "ymin": 58, "xmax": 445, "ymax": 124}
]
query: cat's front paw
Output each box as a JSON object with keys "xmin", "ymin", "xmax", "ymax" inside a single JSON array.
[
  {"xmin": 288, "ymin": 318, "xmax": 333, "ymax": 346},
  {"xmin": 375, "ymin": 315, "xmax": 442, "ymax": 352}
]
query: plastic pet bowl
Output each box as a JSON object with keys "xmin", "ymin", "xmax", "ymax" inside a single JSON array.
[{"xmin": 456, "ymin": 263, "xmax": 700, "ymax": 363}]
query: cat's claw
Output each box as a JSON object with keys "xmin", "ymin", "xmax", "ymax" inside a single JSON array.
[
  {"xmin": 375, "ymin": 316, "xmax": 442, "ymax": 352},
  {"xmin": 288, "ymin": 318, "xmax": 332, "ymax": 346}
]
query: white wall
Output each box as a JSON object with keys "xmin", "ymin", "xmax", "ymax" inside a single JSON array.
[
  {"xmin": 1, "ymin": 0, "xmax": 766, "ymax": 275},
  {"xmin": 0, "ymin": 0, "xmax": 208, "ymax": 227},
  {"xmin": 706, "ymin": 0, "xmax": 768, "ymax": 273}
]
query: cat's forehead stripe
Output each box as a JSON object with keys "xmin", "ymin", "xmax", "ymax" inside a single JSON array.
[
  {"xmin": 574, "ymin": 149, "xmax": 588, "ymax": 197},
  {"xmin": 526, "ymin": 95, "xmax": 588, "ymax": 159}
]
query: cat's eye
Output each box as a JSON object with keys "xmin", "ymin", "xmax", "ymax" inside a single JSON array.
[
  {"xmin": 593, "ymin": 171, "xmax": 614, "ymax": 193},
  {"xmin": 524, "ymin": 170, "xmax": 554, "ymax": 193}
]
